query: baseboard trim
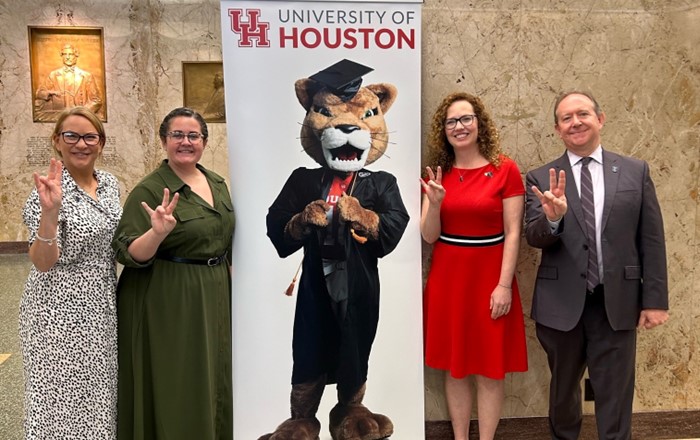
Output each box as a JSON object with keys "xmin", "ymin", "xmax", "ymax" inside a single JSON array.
[
  {"xmin": 426, "ymin": 410, "xmax": 700, "ymax": 439},
  {"xmin": 0, "ymin": 241, "xmax": 28, "ymax": 254}
]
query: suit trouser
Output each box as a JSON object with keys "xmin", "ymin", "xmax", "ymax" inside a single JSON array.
[{"xmin": 536, "ymin": 288, "xmax": 636, "ymax": 440}]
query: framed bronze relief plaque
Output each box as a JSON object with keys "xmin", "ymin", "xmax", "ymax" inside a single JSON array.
[
  {"xmin": 182, "ymin": 61, "xmax": 225, "ymax": 123},
  {"xmin": 29, "ymin": 26, "xmax": 107, "ymax": 122}
]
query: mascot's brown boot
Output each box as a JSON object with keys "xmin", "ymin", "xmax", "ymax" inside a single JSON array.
[
  {"xmin": 258, "ymin": 376, "xmax": 326, "ymax": 440},
  {"xmin": 328, "ymin": 383, "xmax": 393, "ymax": 440}
]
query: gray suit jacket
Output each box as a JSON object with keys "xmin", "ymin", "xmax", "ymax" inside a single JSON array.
[{"xmin": 525, "ymin": 149, "xmax": 668, "ymax": 331}]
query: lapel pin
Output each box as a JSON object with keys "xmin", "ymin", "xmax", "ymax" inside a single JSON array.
[
  {"xmin": 484, "ymin": 171, "xmax": 493, "ymax": 178},
  {"xmin": 612, "ymin": 166, "xmax": 619, "ymax": 173}
]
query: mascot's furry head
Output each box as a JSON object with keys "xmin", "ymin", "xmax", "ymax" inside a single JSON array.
[{"xmin": 295, "ymin": 59, "xmax": 397, "ymax": 172}]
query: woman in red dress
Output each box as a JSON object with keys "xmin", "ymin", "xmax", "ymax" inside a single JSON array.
[{"xmin": 421, "ymin": 92, "xmax": 528, "ymax": 440}]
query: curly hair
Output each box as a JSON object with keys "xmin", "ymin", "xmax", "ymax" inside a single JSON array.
[{"xmin": 425, "ymin": 92, "xmax": 504, "ymax": 173}]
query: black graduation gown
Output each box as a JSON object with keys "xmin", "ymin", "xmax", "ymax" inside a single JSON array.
[{"xmin": 267, "ymin": 167, "xmax": 409, "ymax": 397}]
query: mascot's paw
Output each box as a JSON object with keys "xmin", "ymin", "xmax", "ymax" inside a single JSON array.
[
  {"xmin": 329, "ymin": 403, "xmax": 393, "ymax": 440},
  {"xmin": 337, "ymin": 194, "xmax": 379, "ymax": 240},
  {"xmin": 258, "ymin": 417, "xmax": 321, "ymax": 440},
  {"xmin": 285, "ymin": 200, "xmax": 330, "ymax": 240}
]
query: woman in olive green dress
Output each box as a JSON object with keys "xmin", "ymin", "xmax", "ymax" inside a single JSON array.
[{"xmin": 113, "ymin": 107, "xmax": 235, "ymax": 440}]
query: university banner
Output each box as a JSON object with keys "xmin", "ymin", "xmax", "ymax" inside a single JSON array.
[{"xmin": 220, "ymin": 1, "xmax": 423, "ymax": 438}]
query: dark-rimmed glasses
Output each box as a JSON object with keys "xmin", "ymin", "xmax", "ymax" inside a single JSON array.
[
  {"xmin": 444, "ymin": 114, "xmax": 477, "ymax": 130},
  {"xmin": 167, "ymin": 131, "xmax": 204, "ymax": 143},
  {"xmin": 60, "ymin": 131, "xmax": 102, "ymax": 146}
]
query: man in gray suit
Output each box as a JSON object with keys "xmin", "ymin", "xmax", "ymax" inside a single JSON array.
[{"xmin": 525, "ymin": 91, "xmax": 669, "ymax": 440}]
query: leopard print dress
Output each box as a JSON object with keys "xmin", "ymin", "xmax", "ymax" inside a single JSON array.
[{"xmin": 19, "ymin": 169, "xmax": 122, "ymax": 439}]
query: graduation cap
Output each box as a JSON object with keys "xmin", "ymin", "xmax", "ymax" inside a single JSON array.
[{"xmin": 309, "ymin": 59, "xmax": 374, "ymax": 102}]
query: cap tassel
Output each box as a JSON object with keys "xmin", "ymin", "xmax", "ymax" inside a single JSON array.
[
  {"xmin": 285, "ymin": 261, "xmax": 303, "ymax": 296},
  {"xmin": 350, "ymin": 228, "xmax": 368, "ymax": 244}
]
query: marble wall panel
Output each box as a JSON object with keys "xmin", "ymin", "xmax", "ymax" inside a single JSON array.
[
  {"xmin": 0, "ymin": 0, "xmax": 698, "ymax": 422},
  {"xmin": 688, "ymin": 303, "xmax": 700, "ymax": 410}
]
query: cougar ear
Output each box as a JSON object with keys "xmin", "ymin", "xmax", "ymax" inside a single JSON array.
[
  {"xmin": 365, "ymin": 83, "xmax": 398, "ymax": 114},
  {"xmin": 295, "ymin": 78, "xmax": 322, "ymax": 111}
]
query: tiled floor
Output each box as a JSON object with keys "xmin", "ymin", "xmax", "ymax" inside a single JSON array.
[
  {"xmin": 0, "ymin": 254, "xmax": 30, "ymax": 440},
  {"xmin": 1, "ymin": 253, "xmax": 699, "ymax": 439}
]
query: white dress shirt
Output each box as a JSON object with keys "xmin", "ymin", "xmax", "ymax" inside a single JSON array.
[{"xmin": 548, "ymin": 146, "xmax": 605, "ymax": 283}]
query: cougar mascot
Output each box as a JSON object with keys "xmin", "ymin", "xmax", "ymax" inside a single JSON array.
[{"xmin": 262, "ymin": 60, "xmax": 409, "ymax": 440}]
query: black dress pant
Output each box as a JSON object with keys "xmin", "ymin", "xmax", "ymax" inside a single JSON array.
[{"xmin": 536, "ymin": 287, "xmax": 636, "ymax": 440}]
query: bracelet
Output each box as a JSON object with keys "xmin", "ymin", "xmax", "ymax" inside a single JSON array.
[
  {"xmin": 35, "ymin": 233, "xmax": 57, "ymax": 246},
  {"xmin": 498, "ymin": 283, "xmax": 512, "ymax": 289}
]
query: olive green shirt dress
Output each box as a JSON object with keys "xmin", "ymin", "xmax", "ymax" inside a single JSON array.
[{"xmin": 113, "ymin": 160, "xmax": 235, "ymax": 440}]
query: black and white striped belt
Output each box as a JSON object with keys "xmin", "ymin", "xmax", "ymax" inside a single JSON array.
[{"xmin": 438, "ymin": 232, "xmax": 505, "ymax": 247}]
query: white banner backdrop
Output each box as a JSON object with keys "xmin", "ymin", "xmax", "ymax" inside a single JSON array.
[{"xmin": 221, "ymin": 1, "xmax": 423, "ymax": 438}]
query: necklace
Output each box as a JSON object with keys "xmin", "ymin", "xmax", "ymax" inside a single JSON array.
[{"xmin": 457, "ymin": 168, "xmax": 467, "ymax": 182}]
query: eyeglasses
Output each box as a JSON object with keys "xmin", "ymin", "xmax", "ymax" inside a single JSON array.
[
  {"xmin": 167, "ymin": 131, "xmax": 204, "ymax": 143},
  {"xmin": 444, "ymin": 114, "xmax": 477, "ymax": 130},
  {"xmin": 60, "ymin": 131, "xmax": 102, "ymax": 146}
]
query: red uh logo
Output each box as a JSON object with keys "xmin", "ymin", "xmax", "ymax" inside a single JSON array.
[{"xmin": 228, "ymin": 9, "xmax": 270, "ymax": 48}]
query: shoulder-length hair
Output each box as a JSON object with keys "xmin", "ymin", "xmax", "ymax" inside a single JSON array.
[{"xmin": 425, "ymin": 92, "xmax": 504, "ymax": 173}]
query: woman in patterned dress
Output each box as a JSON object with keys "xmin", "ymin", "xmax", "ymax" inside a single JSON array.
[
  {"xmin": 113, "ymin": 107, "xmax": 235, "ymax": 440},
  {"xmin": 20, "ymin": 107, "xmax": 122, "ymax": 439},
  {"xmin": 421, "ymin": 93, "xmax": 528, "ymax": 440}
]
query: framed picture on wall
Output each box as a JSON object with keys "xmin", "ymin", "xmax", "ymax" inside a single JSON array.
[
  {"xmin": 182, "ymin": 61, "xmax": 225, "ymax": 123},
  {"xmin": 28, "ymin": 26, "xmax": 107, "ymax": 123}
]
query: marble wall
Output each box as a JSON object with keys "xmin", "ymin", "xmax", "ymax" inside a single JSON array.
[{"xmin": 0, "ymin": 0, "xmax": 698, "ymax": 421}]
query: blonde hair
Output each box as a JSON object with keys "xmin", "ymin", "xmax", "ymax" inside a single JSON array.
[
  {"xmin": 425, "ymin": 92, "xmax": 504, "ymax": 173},
  {"xmin": 51, "ymin": 107, "xmax": 105, "ymax": 157}
]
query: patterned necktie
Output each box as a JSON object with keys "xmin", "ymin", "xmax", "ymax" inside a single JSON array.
[{"xmin": 580, "ymin": 157, "xmax": 599, "ymax": 292}]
